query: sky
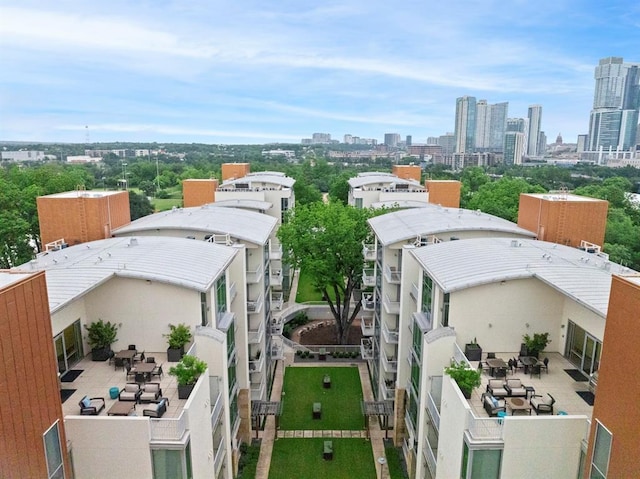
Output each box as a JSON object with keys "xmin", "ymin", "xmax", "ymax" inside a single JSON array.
[{"xmin": 0, "ymin": 1, "xmax": 639, "ymax": 145}]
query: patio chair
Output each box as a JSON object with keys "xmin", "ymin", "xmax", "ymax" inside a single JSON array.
[
  {"xmin": 143, "ymin": 398, "xmax": 168, "ymax": 418},
  {"xmin": 505, "ymin": 379, "xmax": 527, "ymax": 397},
  {"xmin": 107, "ymin": 350, "xmax": 115, "ymax": 366},
  {"xmin": 530, "ymin": 364, "xmax": 542, "ymax": 379},
  {"xmin": 128, "ymin": 344, "xmax": 137, "ymax": 351},
  {"xmin": 133, "ymin": 350, "xmax": 145, "ymax": 363},
  {"xmin": 486, "ymin": 352, "xmax": 496, "ymax": 359},
  {"xmin": 151, "ymin": 363, "xmax": 164, "ymax": 380},
  {"xmin": 119, "ymin": 383, "xmax": 142, "ymax": 402},
  {"xmin": 146, "ymin": 356, "xmax": 156, "ymax": 363},
  {"xmin": 486, "ymin": 379, "xmax": 508, "ymax": 398},
  {"xmin": 79, "ymin": 396, "xmax": 105, "ymax": 415},
  {"xmin": 125, "ymin": 364, "xmax": 137, "ymax": 381},
  {"xmin": 114, "ymin": 357, "xmax": 127, "ymax": 371},
  {"xmin": 140, "ymin": 382, "xmax": 162, "ymax": 402},
  {"xmin": 482, "ymin": 393, "xmax": 506, "ymax": 417},
  {"xmin": 530, "ymin": 393, "xmax": 555, "ymax": 415},
  {"xmin": 541, "ymin": 357, "xmax": 549, "ymax": 374}
]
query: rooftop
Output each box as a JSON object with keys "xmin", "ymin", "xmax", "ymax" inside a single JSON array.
[
  {"xmin": 219, "ymin": 172, "xmax": 295, "ymax": 188},
  {"xmin": 369, "ymin": 205, "xmax": 536, "ymax": 246},
  {"xmin": 0, "ymin": 270, "xmax": 37, "ymax": 289},
  {"xmin": 113, "ymin": 204, "xmax": 277, "ymax": 245},
  {"xmin": 12, "ymin": 236, "xmax": 237, "ymax": 313},
  {"xmin": 411, "ymin": 238, "xmax": 636, "ymax": 317},
  {"xmin": 348, "ymin": 173, "xmax": 423, "ymax": 189},
  {"xmin": 211, "ymin": 199, "xmax": 273, "ymax": 212},
  {"xmin": 523, "ymin": 192, "xmax": 608, "ymax": 203},
  {"xmin": 40, "ymin": 190, "xmax": 126, "ymax": 199}
]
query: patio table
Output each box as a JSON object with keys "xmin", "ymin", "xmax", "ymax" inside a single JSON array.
[
  {"xmin": 486, "ymin": 358, "xmax": 508, "ymax": 377},
  {"xmin": 108, "ymin": 401, "xmax": 136, "ymax": 416}
]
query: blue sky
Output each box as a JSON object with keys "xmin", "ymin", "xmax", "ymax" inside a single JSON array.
[{"xmin": 0, "ymin": 1, "xmax": 638, "ymax": 145}]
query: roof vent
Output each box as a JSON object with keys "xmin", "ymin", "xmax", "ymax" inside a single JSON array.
[
  {"xmin": 510, "ymin": 240, "xmax": 519, "ymax": 247},
  {"xmin": 128, "ymin": 238, "xmax": 138, "ymax": 247}
]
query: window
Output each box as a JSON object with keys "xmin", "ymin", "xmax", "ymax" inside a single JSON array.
[
  {"xmin": 461, "ymin": 443, "xmax": 502, "ymax": 479},
  {"xmin": 151, "ymin": 443, "xmax": 193, "ymax": 479},
  {"xmin": 441, "ymin": 293, "xmax": 450, "ymax": 327},
  {"xmin": 355, "ymin": 197, "xmax": 363, "ymax": 208},
  {"xmin": 43, "ymin": 422, "xmax": 64, "ymax": 479},
  {"xmin": 590, "ymin": 421, "xmax": 612, "ymax": 479},
  {"xmin": 410, "ymin": 357, "xmax": 421, "ymax": 393},
  {"xmin": 216, "ymin": 275, "xmax": 227, "ymax": 318},
  {"xmin": 200, "ymin": 292, "xmax": 209, "ymax": 327},
  {"xmin": 421, "ymin": 274, "xmax": 433, "ymax": 318},
  {"xmin": 281, "ymin": 197, "xmax": 289, "ymax": 222}
]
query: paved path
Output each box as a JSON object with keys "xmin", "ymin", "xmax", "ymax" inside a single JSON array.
[{"xmin": 254, "ymin": 356, "xmax": 391, "ymax": 479}]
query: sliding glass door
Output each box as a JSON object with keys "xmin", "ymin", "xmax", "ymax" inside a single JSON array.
[
  {"xmin": 565, "ymin": 321, "xmax": 601, "ymax": 378},
  {"xmin": 54, "ymin": 320, "xmax": 83, "ymax": 375}
]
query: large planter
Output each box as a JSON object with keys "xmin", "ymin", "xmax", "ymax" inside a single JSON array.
[
  {"xmin": 177, "ymin": 384, "xmax": 195, "ymax": 399},
  {"xmin": 167, "ymin": 347, "xmax": 184, "ymax": 362},
  {"xmin": 464, "ymin": 343, "xmax": 482, "ymax": 361},
  {"xmin": 91, "ymin": 347, "xmax": 111, "ymax": 362}
]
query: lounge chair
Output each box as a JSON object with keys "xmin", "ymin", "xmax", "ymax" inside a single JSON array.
[
  {"xmin": 505, "ymin": 379, "xmax": 527, "ymax": 397},
  {"xmin": 482, "ymin": 393, "xmax": 506, "ymax": 416},
  {"xmin": 119, "ymin": 383, "xmax": 142, "ymax": 402},
  {"xmin": 79, "ymin": 396, "xmax": 105, "ymax": 415},
  {"xmin": 143, "ymin": 398, "xmax": 168, "ymax": 418},
  {"xmin": 140, "ymin": 383, "xmax": 162, "ymax": 402},
  {"xmin": 486, "ymin": 379, "xmax": 508, "ymax": 398},
  {"xmin": 530, "ymin": 393, "xmax": 555, "ymax": 415}
]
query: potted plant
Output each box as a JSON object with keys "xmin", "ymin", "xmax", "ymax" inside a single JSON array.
[
  {"xmin": 165, "ymin": 323, "xmax": 192, "ymax": 362},
  {"xmin": 169, "ymin": 354, "xmax": 207, "ymax": 399},
  {"xmin": 522, "ymin": 332, "xmax": 551, "ymax": 358},
  {"xmin": 445, "ymin": 360, "xmax": 481, "ymax": 399},
  {"xmin": 84, "ymin": 319, "xmax": 119, "ymax": 361},
  {"xmin": 464, "ymin": 337, "xmax": 483, "ymax": 362}
]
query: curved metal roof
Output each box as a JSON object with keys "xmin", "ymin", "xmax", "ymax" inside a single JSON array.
[
  {"xmin": 410, "ymin": 238, "xmax": 636, "ymax": 317},
  {"xmin": 220, "ymin": 172, "xmax": 295, "ymax": 188},
  {"xmin": 348, "ymin": 174, "xmax": 423, "ymax": 189},
  {"xmin": 13, "ymin": 237, "xmax": 238, "ymax": 312},
  {"xmin": 371, "ymin": 200, "xmax": 431, "ymax": 209},
  {"xmin": 210, "ymin": 199, "xmax": 273, "ymax": 211},
  {"xmin": 369, "ymin": 205, "xmax": 535, "ymax": 245},
  {"xmin": 112, "ymin": 205, "xmax": 277, "ymax": 245}
]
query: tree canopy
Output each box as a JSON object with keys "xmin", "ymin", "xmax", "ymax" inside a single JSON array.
[{"xmin": 277, "ymin": 201, "xmax": 373, "ymax": 344}]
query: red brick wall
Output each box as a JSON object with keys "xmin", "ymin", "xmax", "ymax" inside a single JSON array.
[
  {"xmin": 183, "ymin": 179, "xmax": 218, "ymax": 207},
  {"xmin": 425, "ymin": 180, "xmax": 461, "ymax": 208}
]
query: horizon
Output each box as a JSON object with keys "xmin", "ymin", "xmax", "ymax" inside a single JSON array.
[{"xmin": 0, "ymin": 1, "xmax": 639, "ymax": 145}]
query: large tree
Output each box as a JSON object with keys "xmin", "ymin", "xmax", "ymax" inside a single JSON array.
[{"xmin": 278, "ymin": 201, "xmax": 373, "ymax": 344}]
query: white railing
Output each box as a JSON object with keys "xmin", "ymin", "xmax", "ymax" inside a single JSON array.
[
  {"xmin": 361, "ymin": 316, "xmax": 374, "ymax": 336},
  {"xmin": 270, "ymin": 339, "xmax": 284, "ymax": 359},
  {"xmin": 270, "ymin": 318, "xmax": 283, "ymax": 335},
  {"xmin": 383, "ymin": 386, "xmax": 396, "ymax": 401},
  {"xmin": 423, "ymin": 440, "xmax": 437, "ymax": 478},
  {"xmin": 384, "ymin": 265, "xmax": 402, "ymax": 284},
  {"xmin": 248, "ymin": 319, "xmax": 265, "ymax": 343},
  {"xmin": 45, "ymin": 238, "xmax": 68, "ymax": 252},
  {"xmin": 270, "ymin": 270, "xmax": 283, "ymax": 287},
  {"xmin": 271, "ymin": 292, "xmax": 284, "ymax": 311},
  {"xmin": 382, "ymin": 349, "xmax": 398, "ymax": 373},
  {"xmin": 149, "ymin": 411, "xmax": 188, "ymax": 441},
  {"xmin": 383, "ymin": 293, "xmax": 400, "ymax": 314},
  {"xmin": 361, "ymin": 293, "xmax": 375, "ymax": 311},
  {"xmin": 206, "ymin": 233, "xmax": 233, "ymax": 246},
  {"xmin": 453, "ymin": 343, "xmax": 471, "ymax": 367},
  {"xmin": 246, "ymin": 264, "xmax": 263, "ymax": 284},
  {"xmin": 251, "ymin": 378, "xmax": 266, "ymax": 400},
  {"xmin": 210, "ymin": 390, "xmax": 223, "ymax": 426},
  {"xmin": 270, "ymin": 244, "xmax": 283, "ymax": 260},
  {"xmin": 426, "ymin": 393, "xmax": 440, "ymax": 431},
  {"xmin": 410, "ymin": 282, "xmax": 420, "ymax": 302},
  {"xmin": 229, "ymin": 282, "xmax": 237, "ymax": 303},
  {"xmin": 213, "ymin": 437, "xmax": 226, "ymax": 474},
  {"xmin": 247, "ymin": 293, "xmax": 264, "ymax": 314},
  {"xmin": 362, "ymin": 243, "xmax": 376, "ymax": 261},
  {"xmin": 467, "ymin": 414, "xmax": 503, "ymax": 440},
  {"xmin": 360, "ymin": 338, "xmax": 374, "ymax": 359},
  {"xmin": 249, "ymin": 352, "xmax": 265, "ymax": 373},
  {"xmin": 362, "ymin": 268, "xmax": 376, "ymax": 287},
  {"xmin": 382, "ymin": 321, "xmax": 399, "ymax": 343}
]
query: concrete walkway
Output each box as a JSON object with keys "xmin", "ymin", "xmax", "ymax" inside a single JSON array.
[{"xmin": 254, "ymin": 356, "xmax": 391, "ymax": 479}]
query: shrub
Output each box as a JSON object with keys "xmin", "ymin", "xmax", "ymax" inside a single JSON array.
[
  {"xmin": 168, "ymin": 354, "xmax": 207, "ymax": 386},
  {"xmin": 296, "ymin": 350, "xmax": 302, "ymax": 357},
  {"xmin": 84, "ymin": 319, "xmax": 119, "ymax": 350}
]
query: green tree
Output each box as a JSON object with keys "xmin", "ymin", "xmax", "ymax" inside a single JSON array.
[
  {"xmin": 465, "ymin": 177, "xmax": 545, "ymax": 222},
  {"xmin": 328, "ymin": 174, "xmax": 350, "ymax": 204},
  {"xmin": 277, "ymin": 202, "xmax": 373, "ymax": 344},
  {"xmin": 139, "ymin": 180, "xmax": 156, "ymax": 197},
  {"xmin": 129, "ymin": 191, "xmax": 154, "ymax": 220}
]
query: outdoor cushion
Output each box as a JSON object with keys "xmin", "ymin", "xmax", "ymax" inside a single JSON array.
[
  {"xmin": 491, "ymin": 396, "xmax": 499, "ymax": 407},
  {"xmin": 82, "ymin": 397, "xmax": 91, "ymax": 408}
]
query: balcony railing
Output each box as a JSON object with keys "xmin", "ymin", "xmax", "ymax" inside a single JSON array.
[
  {"xmin": 248, "ymin": 319, "xmax": 265, "ymax": 343},
  {"xmin": 381, "ymin": 349, "xmax": 398, "ymax": 373},
  {"xmin": 270, "ymin": 244, "xmax": 283, "ymax": 260},
  {"xmin": 247, "ymin": 293, "xmax": 264, "ymax": 315},
  {"xmin": 249, "ymin": 352, "xmax": 265, "ymax": 373},
  {"xmin": 426, "ymin": 392, "xmax": 440, "ymax": 431},
  {"xmin": 362, "ymin": 243, "xmax": 376, "ymax": 261},
  {"xmin": 211, "ymin": 388, "xmax": 223, "ymax": 427},
  {"xmin": 361, "ymin": 316, "xmax": 374, "ymax": 336},
  {"xmin": 410, "ymin": 281, "xmax": 420, "ymax": 302},
  {"xmin": 149, "ymin": 411, "xmax": 188, "ymax": 441},
  {"xmin": 251, "ymin": 377, "xmax": 267, "ymax": 400},
  {"xmin": 361, "ymin": 293, "xmax": 375, "ymax": 311},
  {"xmin": 270, "ymin": 338, "xmax": 284, "ymax": 359},
  {"xmin": 362, "ymin": 268, "xmax": 376, "ymax": 287},
  {"xmin": 213, "ymin": 438, "xmax": 226, "ymax": 475},
  {"xmin": 453, "ymin": 343, "xmax": 472, "ymax": 367},
  {"xmin": 383, "ymin": 385, "xmax": 396, "ymax": 401},
  {"xmin": 360, "ymin": 338, "xmax": 374, "ymax": 360},
  {"xmin": 423, "ymin": 439, "xmax": 437, "ymax": 479},
  {"xmin": 229, "ymin": 281, "xmax": 237, "ymax": 304},
  {"xmin": 270, "ymin": 318, "xmax": 283, "ymax": 335},
  {"xmin": 383, "ymin": 293, "xmax": 400, "ymax": 314},
  {"xmin": 382, "ymin": 321, "xmax": 399, "ymax": 344},
  {"xmin": 384, "ymin": 265, "xmax": 402, "ymax": 284},
  {"xmin": 467, "ymin": 414, "xmax": 503, "ymax": 440},
  {"xmin": 271, "ymin": 292, "xmax": 284, "ymax": 311},
  {"xmin": 270, "ymin": 270, "xmax": 283, "ymax": 287},
  {"xmin": 246, "ymin": 264, "xmax": 263, "ymax": 284}
]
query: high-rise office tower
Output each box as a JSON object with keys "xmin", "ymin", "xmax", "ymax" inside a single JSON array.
[
  {"xmin": 506, "ymin": 118, "xmax": 527, "ymax": 133},
  {"xmin": 588, "ymin": 57, "xmax": 640, "ymax": 151},
  {"xmin": 475, "ymin": 100, "xmax": 508, "ymax": 151},
  {"xmin": 527, "ymin": 105, "xmax": 543, "ymax": 156},
  {"xmin": 577, "ymin": 134, "xmax": 588, "ymax": 152},
  {"xmin": 438, "ymin": 133, "xmax": 456, "ymax": 155},
  {"xmin": 504, "ymin": 131, "xmax": 526, "ymax": 165},
  {"xmin": 475, "ymin": 100, "xmax": 489, "ymax": 149},
  {"xmin": 454, "ymin": 96, "xmax": 477, "ymax": 153},
  {"xmin": 538, "ymin": 131, "xmax": 547, "ymax": 155},
  {"xmin": 384, "ymin": 133, "xmax": 401, "ymax": 147}
]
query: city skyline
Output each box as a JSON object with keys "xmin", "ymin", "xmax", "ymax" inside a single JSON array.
[{"xmin": 0, "ymin": 1, "xmax": 639, "ymax": 144}]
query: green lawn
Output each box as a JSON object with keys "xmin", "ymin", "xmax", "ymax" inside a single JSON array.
[
  {"xmin": 386, "ymin": 444, "xmax": 408, "ymax": 479},
  {"xmin": 269, "ymin": 438, "xmax": 375, "ymax": 479},
  {"xmin": 295, "ymin": 269, "xmax": 337, "ymax": 303},
  {"xmin": 280, "ymin": 367, "xmax": 364, "ymax": 430},
  {"xmin": 151, "ymin": 197, "xmax": 183, "ymax": 211}
]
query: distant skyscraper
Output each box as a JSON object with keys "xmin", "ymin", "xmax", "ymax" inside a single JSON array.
[
  {"xmin": 384, "ymin": 133, "xmax": 401, "ymax": 147},
  {"xmin": 577, "ymin": 134, "xmax": 588, "ymax": 152},
  {"xmin": 438, "ymin": 133, "xmax": 456, "ymax": 155},
  {"xmin": 506, "ymin": 118, "xmax": 527, "ymax": 133},
  {"xmin": 475, "ymin": 100, "xmax": 489, "ymax": 149},
  {"xmin": 405, "ymin": 135, "xmax": 412, "ymax": 147},
  {"xmin": 538, "ymin": 131, "xmax": 547, "ymax": 155},
  {"xmin": 454, "ymin": 96, "xmax": 476, "ymax": 153},
  {"xmin": 426, "ymin": 137, "xmax": 439, "ymax": 145},
  {"xmin": 475, "ymin": 100, "xmax": 508, "ymax": 151},
  {"xmin": 527, "ymin": 105, "xmax": 543, "ymax": 156},
  {"xmin": 504, "ymin": 131, "xmax": 526, "ymax": 165},
  {"xmin": 588, "ymin": 57, "xmax": 640, "ymax": 151}
]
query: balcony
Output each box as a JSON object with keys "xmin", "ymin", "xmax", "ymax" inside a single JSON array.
[
  {"xmin": 206, "ymin": 233, "xmax": 233, "ymax": 246},
  {"xmin": 410, "ymin": 281, "xmax": 419, "ymax": 302},
  {"xmin": 271, "ymin": 292, "xmax": 284, "ymax": 311},
  {"xmin": 361, "ymin": 293, "xmax": 375, "ymax": 311},
  {"xmin": 270, "ymin": 338, "xmax": 284, "ymax": 359},
  {"xmin": 246, "ymin": 264, "xmax": 263, "ymax": 284},
  {"xmin": 270, "ymin": 318, "xmax": 283, "ymax": 335},
  {"xmin": 229, "ymin": 281, "xmax": 237, "ymax": 304},
  {"xmin": 247, "ymin": 293, "xmax": 264, "ymax": 315},
  {"xmin": 270, "ymin": 244, "xmax": 283, "ymax": 260},
  {"xmin": 270, "ymin": 270, "xmax": 283, "ymax": 287},
  {"xmin": 362, "ymin": 268, "xmax": 376, "ymax": 287},
  {"xmin": 381, "ymin": 349, "xmax": 398, "ymax": 373},
  {"xmin": 210, "ymin": 378, "xmax": 223, "ymax": 426},
  {"xmin": 251, "ymin": 377, "xmax": 267, "ymax": 400},
  {"xmin": 382, "ymin": 385, "xmax": 396, "ymax": 401},
  {"xmin": 248, "ymin": 319, "xmax": 265, "ymax": 343},
  {"xmin": 149, "ymin": 410, "xmax": 188, "ymax": 441},
  {"xmin": 362, "ymin": 243, "xmax": 376, "ymax": 261},
  {"xmin": 382, "ymin": 321, "xmax": 399, "ymax": 344},
  {"xmin": 426, "ymin": 392, "xmax": 440, "ymax": 431},
  {"xmin": 249, "ymin": 352, "xmax": 265, "ymax": 373},
  {"xmin": 467, "ymin": 414, "xmax": 503, "ymax": 440},
  {"xmin": 384, "ymin": 265, "xmax": 402, "ymax": 284},
  {"xmin": 360, "ymin": 338, "xmax": 374, "ymax": 360},
  {"xmin": 361, "ymin": 316, "xmax": 374, "ymax": 336},
  {"xmin": 423, "ymin": 439, "xmax": 437, "ymax": 479},
  {"xmin": 383, "ymin": 293, "xmax": 400, "ymax": 314},
  {"xmin": 213, "ymin": 436, "xmax": 226, "ymax": 475}
]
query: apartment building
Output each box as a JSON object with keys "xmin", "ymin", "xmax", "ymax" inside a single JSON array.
[
  {"xmin": 11, "ymin": 236, "xmax": 247, "ymax": 479},
  {"xmin": 363, "ymin": 206, "xmax": 536, "ymax": 406},
  {"xmin": 0, "ymin": 271, "xmax": 71, "ymax": 478},
  {"xmin": 348, "ymin": 172, "xmax": 429, "ymax": 209},
  {"xmin": 182, "ymin": 179, "xmax": 219, "ymax": 207},
  {"xmin": 112, "ymin": 204, "xmax": 283, "ymax": 402},
  {"xmin": 396, "ymin": 238, "xmax": 634, "ymax": 479}
]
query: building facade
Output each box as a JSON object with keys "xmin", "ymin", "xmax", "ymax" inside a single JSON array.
[
  {"xmin": 454, "ymin": 96, "xmax": 477, "ymax": 154},
  {"xmin": 527, "ymin": 105, "xmax": 543, "ymax": 157}
]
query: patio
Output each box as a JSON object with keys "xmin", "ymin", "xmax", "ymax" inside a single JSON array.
[
  {"xmin": 60, "ymin": 351, "xmax": 187, "ymax": 419},
  {"xmin": 467, "ymin": 352, "xmax": 594, "ymax": 418}
]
